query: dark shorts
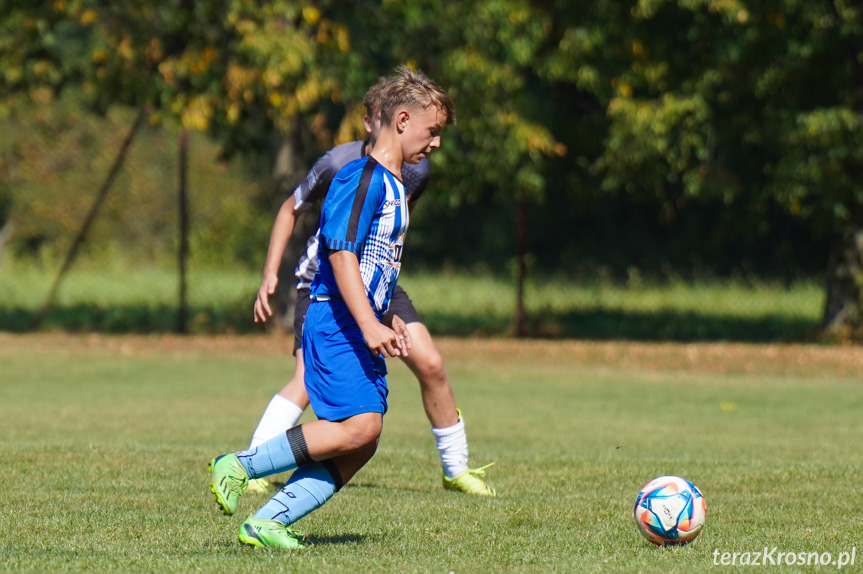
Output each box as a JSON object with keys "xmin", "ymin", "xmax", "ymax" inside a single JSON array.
[{"xmin": 293, "ymin": 285, "xmax": 422, "ymax": 354}]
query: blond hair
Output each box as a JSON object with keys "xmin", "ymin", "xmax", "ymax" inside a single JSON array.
[
  {"xmin": 362, "ymin": 76, "xmax": 389, "ymax": 116},
  {"xmin": 380, "ymin": 65, "xmax": 455, "ymax": 127}
]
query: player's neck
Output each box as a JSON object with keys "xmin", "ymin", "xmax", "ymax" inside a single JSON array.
[{"xmin": 369, "ymin": 132, "xmax": 404, "ymax": 180}]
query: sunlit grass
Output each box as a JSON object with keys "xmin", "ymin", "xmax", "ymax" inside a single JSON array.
[{"xmin": 1, "ymin": 335, "xmax": 860, "ymax": 572}]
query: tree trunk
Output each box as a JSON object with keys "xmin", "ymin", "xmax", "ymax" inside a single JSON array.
[
  {"xmin": 822, "ymin": 2, "xmax": 863, "ymax": 341},
  {"xmin": 0, "ymin": 180, "xmax": 11, "ymax": 260},
  {"xmin": 0, "ymin": 218, "xmax": 13, "ymax": 263},
  {"xmin": 270, "ymin": 121, "xmax": 319, "ymax": 335},
  {"xmin": 821, "ymin": 228, "xmax": 863, "ymax": 340},
  {"xmin": 177, "ymin": 130, "xmax": 189, "ymax": 334},
  {"xmin": 514, "ymin": 197, "xmax": 528, "ymax": 337}
]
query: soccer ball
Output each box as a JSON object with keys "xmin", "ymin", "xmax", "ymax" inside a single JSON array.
[{"xmin": 634, "ymin": 475, "xmax": 706, "ymax": 546}]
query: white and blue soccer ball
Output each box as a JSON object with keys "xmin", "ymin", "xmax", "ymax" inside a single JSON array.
[{"xmin": 634, "ymin": 475, "xmax": 706, "ymax": 546}]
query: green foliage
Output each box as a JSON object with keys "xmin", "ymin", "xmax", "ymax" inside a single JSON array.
[
  {"xmin": 1, "ymin": 0, "xmax": 563, "ymax": 200},
  {"xmin": 4, "ymin": 0, "xmax": 861, "ymax": 225},
  {"xmin": 333, "ymin": 0, "xmax": 562, "ymax": 203},
  {"xmin": 0, "ymin": 93, "xmax": 272, "ymax": 265},
  {"xmin": 549, "ymin": 0, "xmax": 863, "ymax": 242},
  {"xmin": 595, "ymin": 94, "xmax": 712, "ymax": 194},
  {"xmin": 3, "ymin": 0, "xmax": 863, "ymax": 333},
  {"xmin": 775, "ymin": 108, "xmax": 863, "ymax": 228},
  {"xmin": 0, "ymin": 0, "xmax": 359, "ymax": 152}
]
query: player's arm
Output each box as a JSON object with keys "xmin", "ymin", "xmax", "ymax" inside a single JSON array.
[
  {"xmin": 254, "ymin": 150, "xmax": 339, "ymax": 323},
  {"xmin": 329, "ymin": 250, "xmax": 408, "ymax": 358},
  {"xmin": 254, "ymin": 194, "xmax": 301, "ymax": 323}
]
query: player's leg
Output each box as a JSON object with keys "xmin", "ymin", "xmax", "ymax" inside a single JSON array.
[
  {"xmin": 389, "ymin": 286, "xmax": 496, "ymax": 496},
  {"xmin": 248, "ymin": 352, "xmax": 308, "ymax": 449},
  {"xmin": 246, "ymin": 289, "xmax": 313, "ymax": 493},
  {"xmin": 401, "ymin": 321, "xmax": 458, "ymax": 427},
  {"xmin": 210, "ymin": 412, "xmax": 382, "ymax": 516},
  {"xmin": 238, "ymin": 440, "xmax": 379, "ymax": 549},
  {"xmin": 403, "ymin": 322, "xmax": 496, "ymax": 496},
  {"xmin": 249, "ymin": 288, "xmax": 313, "ymax": 449},
  {"xmin": 237, "ymin": 297, "xmax": 386, "ymax": 534},
  {"xmin": 211, "ymin": 298, "xmax": 388, "ymax": 516},
  {"xmin": 245, "ymin": 354, "xmax": 308, "ymax": 494}
]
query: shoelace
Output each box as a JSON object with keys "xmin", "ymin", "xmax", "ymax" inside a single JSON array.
[
  {"xmin": 467, "ymin": 462, "xmax": 495, "ymax": 477},
  {"xmin": 286, "ymin": 526, "xmax": 305, "ymax": 539},
  {"xmin": 224, "ymin": 475, "xmax": 248, "ymax": 497},
  {"xmin": 274, "ymin": 523, "xmax": 305, "ymax": 541}
]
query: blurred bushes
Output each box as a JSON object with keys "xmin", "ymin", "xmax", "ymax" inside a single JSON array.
[
  {"xmin": 0, "ymin": 93, "xmax": 275, "ymax": 269},
  {"xmin": 0, "ymin": 92, "xmax": 832, "ymax": 341}
]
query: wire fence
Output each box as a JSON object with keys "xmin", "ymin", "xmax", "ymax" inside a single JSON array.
[{"xmin": 0, "ymin": 100, "xmax": 826, "ymax": 342}]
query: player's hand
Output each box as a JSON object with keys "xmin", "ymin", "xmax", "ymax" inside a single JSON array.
[
  {"xmin": 253, "ymin": 273, "xmax": 279, "ymax": 323},
  {"xmin": 389, "ymin": 314, "xmax": 411, "ymax": 357},
  {"xmin": 362, "ymin": 321, "xmax": 406, "ymax": 358}
]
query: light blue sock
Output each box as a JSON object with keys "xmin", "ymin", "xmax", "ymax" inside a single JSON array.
[
  {"xmin": 253, "ymin": 462, "xmax": 340, "ymax": 526},
  {"xmin": 236, "ymin": 427, "xmax": 311, "ymax": 479}
]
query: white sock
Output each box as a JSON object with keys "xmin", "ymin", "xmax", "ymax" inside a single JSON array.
[
  {"xmin": 431, "ymin": 417, "xmax": 469, "ymax": 479},
  {"xmin": 249, "ymin": 394, "xmax": 304, "ymax": 449}
]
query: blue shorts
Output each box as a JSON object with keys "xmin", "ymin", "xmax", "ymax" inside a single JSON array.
[
  {"xmin": 293, "ymin": 285, "xmax": 422, "ymax": 354},
  {"xmin": 302, "ymin": 298, "xmax": 388, "ymax": 421}
]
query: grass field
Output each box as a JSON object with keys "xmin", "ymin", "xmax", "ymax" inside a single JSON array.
[
  {"xmin": 2, "ymin": 334, "xmax": 862, "ymax": 572},
  {"xmin": 0, "ymin": 260, "xmax": 824, "ymax": 341}
]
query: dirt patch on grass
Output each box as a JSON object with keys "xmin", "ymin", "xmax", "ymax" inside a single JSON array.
[
  {"xmin": 443, "ymin": 338, "xmax": 863, "ymax": 378},
  {"xmin": 2, "ymin": 333, "xmax": 862, "ymax": 378}
]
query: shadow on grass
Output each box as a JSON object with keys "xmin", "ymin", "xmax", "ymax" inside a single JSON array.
[
  {"xmin": 0, "ymin": 303, "xmax": 257, "ymax": 334},
  {"xmin": 304, "ymin": 533, "xmax": 368, "ymax": 547},
  {"xmin": 344, "ymin": 481, "xmax": 430, "ymax": 494},
  {"xmin": 0, "ymin": 304, "xmax": 820, "ymax": 342},
  {"xmin": 420, "ymin": 308, "xmax": 820, "ymax": 343}
]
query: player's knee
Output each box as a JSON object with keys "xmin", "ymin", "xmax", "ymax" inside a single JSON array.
[
  {"xmin": 343, "ymin": 430, "xmax": 379, "ymax": 452},
  {"xmin": 342, "ymin": 416, "xmax": 382, "ymax": 451},
  {"xmin": 415, "ymin": 351, "xmax": 447, "ymax": 387},
  {"xmin": 361, "ymin": 439, "xmax": 379, "ymax": 460}
]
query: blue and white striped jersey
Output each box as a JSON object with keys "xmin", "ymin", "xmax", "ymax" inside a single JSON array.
[
  {"xmin": 309, "ymin": 157, "xmax": 409, "ymax": 316},
  {"xmin": 292, "ymin": 140, "xmax": 429, "ymax": 288}
]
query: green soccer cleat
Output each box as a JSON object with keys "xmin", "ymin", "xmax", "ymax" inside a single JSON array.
[
  {"xmin": 238, "ymin": 517, "xmax": 304, "ymax": 549},
  {"xmin": 442, "ymin": 462, "xmax": 497, "ymax": 497},
  {"xmin": 245, "ymin": 477, "xmax": 276, "ymax": 495},
  {"xmin": 208, "ymin": 454, "xmax": 249, "ymax": 515}
]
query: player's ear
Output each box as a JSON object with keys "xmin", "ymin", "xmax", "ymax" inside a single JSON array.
[
  {"xmin": 363, "ymin": 115, "xmax": 373, "ymax": 134},
  {"xmin": 396, "ymin": 110, "xmax": 410, "ymax": 133}
]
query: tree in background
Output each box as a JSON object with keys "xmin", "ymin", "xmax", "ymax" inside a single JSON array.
[
  {"xmin": 0, "ymin": 0, "xmax": 366, "ymax": 329},
  {"xmin": 2, "ymin": 0, "xmax": 862, "ymax": 339},
  {"xmin": 1, "ymin": 0, "xmax": 563, "ymax": 336},
  {"xmin": 541, "ymin": 0, "xmax": 863, "ymax": 338},
  {"xmin": 341, "ymin": 0, "xmax": 562, "ymax": 335}
]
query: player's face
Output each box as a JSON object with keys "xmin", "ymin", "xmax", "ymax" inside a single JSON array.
[
  {"xmin": 363, "ymin": 107, "xmax": 382, "ymax": 147},
  {"xmin": 399, "ymin": 106, "xmax": 446, "ymax": 164}
]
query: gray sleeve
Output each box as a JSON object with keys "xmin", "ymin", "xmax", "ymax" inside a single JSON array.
[
  {"xmin": 293, "ymin": 155, "xmax": 337, "ymax": 213},
  {"xmin": 293, "ymin": 141, "xmax": 364, "ymax": 212},
  {"xmin": 404, "ymin": 158, "xmax": 431, "ymax": 203}
]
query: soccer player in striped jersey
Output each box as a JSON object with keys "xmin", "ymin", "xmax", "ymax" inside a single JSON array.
[
  {"xmin": 209, "ymin": 66, "xmax": 459, "ymax": 549},
  {"xmin": 244, "ymin": 78, "xmax": 495, "ymax": 497}
]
